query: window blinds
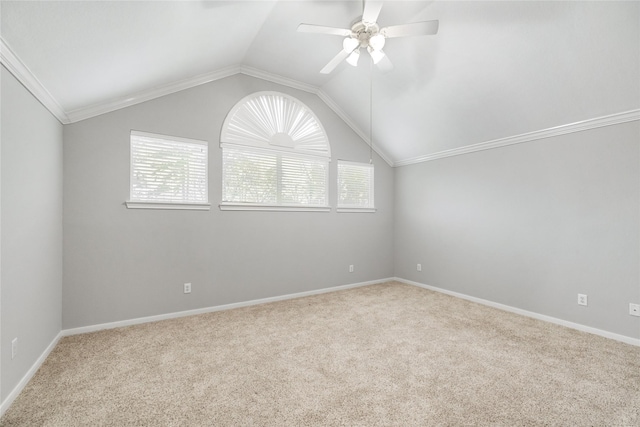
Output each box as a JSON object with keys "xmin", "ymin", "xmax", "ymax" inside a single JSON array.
[
  {"xmin": 222, "ymin": 147, "xmax": 277, "ymax": 204},
  {"xmin": 337, "ymin": 161, "xmax": 375, "ymax": 209},
  {"xmin": 222, "ymin": 145, "xmax": 328, "ymax": 207},
  {"xmin": 130, "ymin": 131, "xmax": 208, "ymax": 204},
  {"xmin": 280, "ymin": 154, "xmax": 328, "ymax": 206}
]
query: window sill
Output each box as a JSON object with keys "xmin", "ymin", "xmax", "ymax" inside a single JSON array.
[
  {"xmin": 219, "ymin": 203, "xmax": 330, "ymax": 212},
  {"xmin": 125, "ymin": 201, "xmax": 211, "ymax": 211},
  {"xmin": 336, "ymin": 208, "xmax": 377, "ymax": 213}
]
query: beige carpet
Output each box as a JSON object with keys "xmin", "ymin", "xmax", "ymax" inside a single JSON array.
[{"xmin": 2, "ymin": 282, "xmax": 639, "ymax": 426}]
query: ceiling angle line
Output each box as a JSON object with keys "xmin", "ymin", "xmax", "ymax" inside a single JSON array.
[{"xmin": 0, "ymin": 37, "xmax": 69, "ymax": 124}]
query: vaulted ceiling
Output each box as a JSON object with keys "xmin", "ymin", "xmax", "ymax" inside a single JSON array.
[{"xmin": 2, "ymin": 1, "xmax": 638, "ymax": 165}]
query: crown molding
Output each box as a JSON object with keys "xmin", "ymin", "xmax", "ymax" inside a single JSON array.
[
  {"xmin": 6, "ymin": 34, "xmax": 632, "ymax": 170},
  {"xmin": 394, "ymin": 109, "xmax": 640, "ymax": 167},
  {"xmin": 316, "ymin": 89, "xmax": 394, "ymax": 166},
  {"xmin": 0, "ymin": 37, "xmax": 69, "ymax": 123},
  {"xmin": 0, "ymin": 39, "xmax": 393, "ymax": 165},
  {"xmin": 238, "ymin": 66, "xmax": 394, "ymax": 166},
  {"xmin": 239, "ymin": 66, "xmax": 319, "ymax": 95},
  {"xmin": 65, "ymin": 65, "xmax": 241, "ymax": 123}
]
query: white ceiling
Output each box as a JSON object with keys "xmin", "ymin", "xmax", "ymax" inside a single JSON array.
[{"xmin": 2, "ymin": 1, "xmax": 639, "ymax": 165}]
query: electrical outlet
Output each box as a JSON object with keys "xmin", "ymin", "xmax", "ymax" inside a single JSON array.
[
  {"xmin": 183, "ymin": 283, "xmax": 191, "ymax": 294},
  {"xmin": 349, "ymin": 265, "xmax": 354, "ymax": 273},
  {"xmin": 12, "ymin": 338, "xmax": 17, "ymax": 359},
  {"xmin": 417, "ymin": 263, "xmax": 422, "ymax": 272},
  {"xmin": 630, "ymin": 303, "xmax": 640, "ymax": 317},
  {"xmin": 578, "ymin": 294, "xmax": 588, "ymax": 306}
]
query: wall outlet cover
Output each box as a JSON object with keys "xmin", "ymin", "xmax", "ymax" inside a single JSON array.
[
  {"xmin": 630, "ymin": 303, "xmax": 640, "ymax": 317},
  {"xmin": 184, "ymin": 283, "xmax": 192, "ymax": 294},
  {"xmin": 578, "ymin": 294, "xmax": 588, "ymax": 306}
]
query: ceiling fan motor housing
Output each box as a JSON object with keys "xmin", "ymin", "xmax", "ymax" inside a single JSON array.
[{"xmin": 350, "ymin": 21, "xmax": 381, "ymax": 49}]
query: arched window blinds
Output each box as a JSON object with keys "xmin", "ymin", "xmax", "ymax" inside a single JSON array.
[{"xmin": 220, "ymin": 92, "xmax": 331, "ymax": 211}]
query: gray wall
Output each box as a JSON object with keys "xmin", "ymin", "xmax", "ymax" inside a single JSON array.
[
  {"xmin": 63, "ymin": 74, "xmax": 395, "ymax": 329},
  {"xmin": 395, "ymin": 121, "xmax": 640, "ymax": 339},
  {"xmin": 1, "ymin": 66, "xmax": 63, "ymax": 401}
]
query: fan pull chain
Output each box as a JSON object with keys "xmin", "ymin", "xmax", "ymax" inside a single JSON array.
[{"xmin": 369, "ymin": 55, "xmax": 374, "ymax": 165}]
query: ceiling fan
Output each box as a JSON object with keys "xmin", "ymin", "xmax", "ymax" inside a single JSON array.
[{"xmin": 297, "ymin": 0, "xmax": 439, "ymax": 74}]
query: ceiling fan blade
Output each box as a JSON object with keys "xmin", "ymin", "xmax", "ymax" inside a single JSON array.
[
  {"xmin": 297, "ymin": 23, "xmax": 351, "ymax": 37},
  {"xmin": 320, "ymin": 49, "xmax": 351, "ymax": 74},
  {"xmin": 362, "ymin": 0, "xmax": 383, "ymax": 24},
  {"xmin": 381, "ymin": 20, "xmax": 439, "ymax": 38},
  {"xmin": 376, "ymin": 52, "xmax": 394, "ymax": 73}
]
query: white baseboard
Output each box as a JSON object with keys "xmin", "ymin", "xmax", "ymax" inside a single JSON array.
[
  {"xmin": 395, "ymin": 277, "xmax": 640, "ymax": 347},
  {"xmin": 1, "ymin": 331, "xmax": 63, "ymax": 417},
  {"xmin": 63, "ymin": 278, "xmax": 394, "ymax": 336},
  {"xmin": 1, "ymin": 278, "xmax": 393, "ymax": 417},
  {"xmin": 7, "ymin": 276, "xmax": 633, "ymax": 419}
]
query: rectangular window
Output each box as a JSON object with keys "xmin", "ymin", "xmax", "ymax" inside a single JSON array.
[
  {"xmin": 337, "ymin": 160, "xmax": 375, "ymax": 212},
  {"xmin": 126, "ymin": 130, "xmax": 210, "ymax": 210},
  {"xmin": 221, "ymin": 145, "xmax": 329, "ymax": 211},
  {"xmin": 222, "ymin": 147, "xmax": 277, "ymax": 205}
]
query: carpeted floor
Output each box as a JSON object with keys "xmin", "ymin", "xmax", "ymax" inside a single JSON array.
[{"xmin": 2, "ymin": 281, "xmax": 639, "ymax": 426}]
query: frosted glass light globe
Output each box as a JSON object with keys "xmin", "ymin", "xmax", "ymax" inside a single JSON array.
[
  {"xmin": 343, "ymin": 37, "xmax": 359, "ymax": 53},
  {"xmin": 369, "ymin": 34, "xmax": 385, "ymax": 51}
]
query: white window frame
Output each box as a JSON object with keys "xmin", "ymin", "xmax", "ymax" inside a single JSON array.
[
  {"xmin": 126, "ymin": 130, "xmax": 210, "ymax": 210},
  {"xmin": 220, "ymin": 144, "xmax": 330, "ymax": 212},
  {"xmin": 336, "ymin": 160, "xmax": 376, "ymax": 213},
  {"xmin": 219, "ymin": 91, "xmax": 331, "ymax": 212}
]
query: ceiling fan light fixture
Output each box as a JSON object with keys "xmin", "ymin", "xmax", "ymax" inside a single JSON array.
[
  {"xmin": 346, "ymin": 49, "xmax": 360, "ymax": 66},
  {"xmin": 299, "ymin": 3, "xmax": 438, "ymax": 74},
  {"xmin": 343, "ymin": 37, "xmax": 359, "ymax": 53},
  {"xmin": 367, "ymin": 46, "xmax": 385, "ymax": 64},
  {"xmin": 369, "ymin": 34, "xmax": 386, "ymax": 51}
]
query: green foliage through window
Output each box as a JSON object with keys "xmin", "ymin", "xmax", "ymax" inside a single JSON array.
[
  {"xmin": 223, "ymin": 147, "xmax": 328, "ymax": 206},
  {"xmin": 130, "ymin": 131, "xmax": 208, "ymax": 204},
  {"xmin": 337, "ymin": 161, "xmax": 374, "ymax": 209}
]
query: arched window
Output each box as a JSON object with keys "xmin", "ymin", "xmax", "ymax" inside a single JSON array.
[{"xmin": 220, "ymin": 92, "xmax": 331, "ymax": 211}]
